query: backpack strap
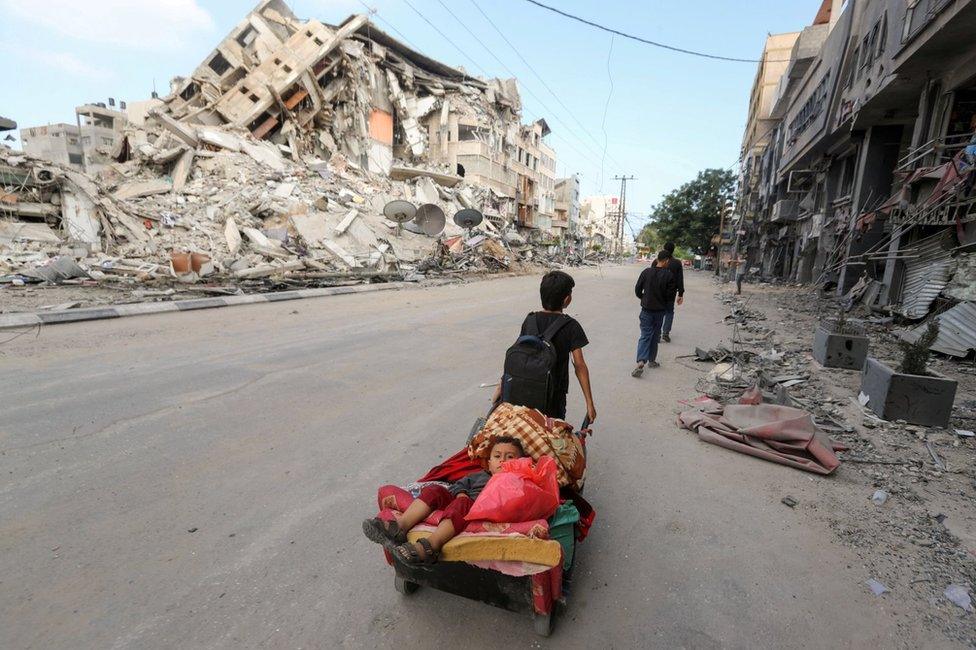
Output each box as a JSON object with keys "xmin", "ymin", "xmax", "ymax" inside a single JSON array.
[
  {"xmin": 523, "ymin": 312, "xmax": 541, "ymax": 336},
  {"xmin": 541, "ymin": 314, "xmax": 571, "ymax": 343}
]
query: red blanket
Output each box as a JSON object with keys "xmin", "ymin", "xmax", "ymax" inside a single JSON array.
[{"xmin": 677, "ymin": 393, "xmax": 846, "ymax": 475}]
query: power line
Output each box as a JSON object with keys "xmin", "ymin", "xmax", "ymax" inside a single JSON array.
[
  {"xmin": 600, "ymin": 35, "xmax": 615, "ymax": 191},
  {"xmin": 427, "ymin": 0, "xmax": 614, "ymax": 178},
  {"xmin": 400, "ymin": 0, "xmax": 490, "ymax": 76},
  {"xmin": 521, "ymin": 0, "xmax": 791, "ymax": 64},
  {"xmin": 467, "ymin": 0, "xmax": 624, "ymax": 169}
]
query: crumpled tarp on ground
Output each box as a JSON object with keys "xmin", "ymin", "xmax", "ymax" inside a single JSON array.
[{"xmin": 677, "ymin": 389, "xmax": 846, "ymax": 475}]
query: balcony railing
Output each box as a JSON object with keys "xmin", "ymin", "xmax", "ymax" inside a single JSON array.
[{"xmin": 897, "ymin": 131, "xmax": 975, "ymax": 172}]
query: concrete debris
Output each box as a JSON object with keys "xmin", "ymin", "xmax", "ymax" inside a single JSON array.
[
  {"xmin": 944, "ymin": 585, "xmax": 974, "ymax": 613},
  {"xmin": 2, "ymin": 2, "xmax": 602, "ymax": 305},
  {"xmin": 865, "ymin": 579, "xmax": 889, "ymax": 596}
]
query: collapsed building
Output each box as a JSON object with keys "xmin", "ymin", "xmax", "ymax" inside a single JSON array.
[
  {"xmin": 1, "ymin": 1, "xmax": 589, "ymax": 303},
  {"xmin": 731, "ymin": 0, "xmax": 976, "ymax": 357}
]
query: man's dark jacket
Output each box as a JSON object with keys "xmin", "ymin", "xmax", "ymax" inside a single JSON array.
[
  {"xmin": 635, "ymin": 266, "xmax": 677, "ymax": 311},
  {"xmin": 668, "ymin": 257, "xmax": 685, "ymax": 297}
]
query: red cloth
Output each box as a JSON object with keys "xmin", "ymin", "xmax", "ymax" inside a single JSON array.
[
  {"xmin": 377, "ymin": 484, "xmax": 472, "ymax": 533},
  {"xmin": 677, "ymin": 393, "xmax": 845, "ymax": 475},
  {"xmin": 418, "ymin": 484, "xmax": 472, "ymax": 533},
  {"xmin": 417, "ymin": 448, "xmax": 482, "ymax": 483}
]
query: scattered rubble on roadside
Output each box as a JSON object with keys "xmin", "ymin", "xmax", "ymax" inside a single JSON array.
[
  {"xmin": 1, "ymin": 3, "xmax": 599, "ymax": 315},
  {"xmin": 688, "ymin": 278, "xmax": 976, "ymax": 644}
]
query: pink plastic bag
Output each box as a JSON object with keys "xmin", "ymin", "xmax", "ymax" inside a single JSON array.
[{"xmin": 465, "ymin": 456, "xmax": 560, "ymax": 523}]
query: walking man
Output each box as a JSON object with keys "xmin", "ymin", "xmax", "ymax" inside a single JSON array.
[
  {"xmin": 661, "ymin": 241, "xmax": 685, "ymax": 342},
  {"xmin": 733, "ymin": 253, "xmax": 748, "ymax": 295},
  {"xmin": 632, "ymin": 250, "xmax": 677, "ymax": 377}
]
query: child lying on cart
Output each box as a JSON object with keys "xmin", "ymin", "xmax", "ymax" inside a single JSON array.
[{"xmin": 363, "ymin": 436, "xmax": 525, "ymax": 564}]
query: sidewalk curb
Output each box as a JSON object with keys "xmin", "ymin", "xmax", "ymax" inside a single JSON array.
[{"xmin": 0, "ymin": 282, "xmax": 413, "ymax": 331}]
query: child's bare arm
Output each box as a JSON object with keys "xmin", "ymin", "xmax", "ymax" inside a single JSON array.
[{"xmin": 572, "ymin": 348, "xmax": 597, "ymax": 424}]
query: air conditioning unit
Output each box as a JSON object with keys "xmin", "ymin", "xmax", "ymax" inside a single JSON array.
[{"xmin": 772, "ymin": 199, "xmax": 799, "ymax": 222}]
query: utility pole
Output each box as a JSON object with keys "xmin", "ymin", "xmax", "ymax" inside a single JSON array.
[{"xmin": 612, "ymin": 175, "xmax": 635, "ymax": 256}]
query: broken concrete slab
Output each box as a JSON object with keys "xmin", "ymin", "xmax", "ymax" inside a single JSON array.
[
  {"xmin": 113, "ymin": 179, "xmax": 173, "ymax": 200},
  {"xmin": 151, "ymin": 110, "xmax": 199, "ymax": 148},
  {"xmin": 224, "ymin": 217, "xmax": 242, "ymax": 256},
  {"xmin": 60, "ymin": 191, "xmax": 100, "ymax": 245},
  {"xmin": 0, "ymin": 221, "xmax": 62, "ymax": 243},
  {"xmin": 199, "ymin": 128, "xmax": 243, "ymax": 152},
  {"xmin": 334, "ymin": 209, "xmax": 359, "ymax": 236},
  {"xmin": 389, "ymin": 165, "xmax": 462, "ymax": 188},
  {"xmin": 171, "ymin": 149, "xmax": 195, "ymax": 193},
  {"xmin": 290, "ymin": 212, "xmax": 330, "ymax": 246},
  {"xmin": 322, "ymin": 239, "xmax": 361, "ymax": 268}
]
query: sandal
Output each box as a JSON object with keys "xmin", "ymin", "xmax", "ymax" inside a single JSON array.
[
  {"xmin": 362, "ymin": 517, "xmax": 407, "ymax": 545},
  {"xmin": 393, "ymin": 538, "xmax": 439, "ymax": 565}
]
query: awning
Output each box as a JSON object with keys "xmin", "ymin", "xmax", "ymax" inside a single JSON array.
[
  {"xmin": 897, "ymin": 229, "xmax": 955, "ymax": 319},
  {"xmin": 899, "ymin": 301, "xmax": 976, "ymax": 358}
]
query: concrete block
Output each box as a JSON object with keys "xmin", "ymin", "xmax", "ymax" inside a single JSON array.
[
  {"xmin": 812, "ymin": 326, "xmax": 869, "ymax": 370},
  {"xmin": 859, "ymin": 357, "xmax": 957, "ymax": 427}
]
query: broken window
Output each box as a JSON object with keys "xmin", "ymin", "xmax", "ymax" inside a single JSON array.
[
  {"xmin": 68, "ymin": 153, "xmax": 83, "ymax": 165},
  {"xmin": 458, "ymin": 125, "xmax": 479, "ymax": 141},
  {"xmin": 236, "ymin": 26, "xmax": 257, "ymax": 48},
  {"xmin": 208, "ymin": 52, "xmax": 232, "ymax": 76},
  {"xmin": 314, "ymin": 37, "xmax": 324, "ymax": 47},
  {"xmin": 180, "ymin": 82, "xmax": 200, "ymax": 101}
]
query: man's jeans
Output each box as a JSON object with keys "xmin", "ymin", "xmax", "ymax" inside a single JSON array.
[
  {"xmin": 637, "ymin": 309, "xmax": 666, "ymax": 363},
  {"xmin": 663, "ymin": 304, "xmax": 675, "ymax": 335}
]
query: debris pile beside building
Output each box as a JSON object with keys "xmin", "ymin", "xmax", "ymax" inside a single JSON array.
[{"xmin": 2, "ymin": 1, "xmax": 592, "ymax": 306}]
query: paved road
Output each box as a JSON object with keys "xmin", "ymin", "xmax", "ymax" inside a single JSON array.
[{"xmin": 1, "ymin": 265, "xmax": 918, "ymax": 648}]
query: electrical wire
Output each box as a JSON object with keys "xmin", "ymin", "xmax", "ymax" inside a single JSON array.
[
  {"xmin": 400, "ymin": 0, "xmax": 490, "ymax": 76},
  {"xmin": 520, "ymin": 0, "xmax": 790, "ymax": 64},
  {"xmin": 600, "ymin": 35, "xmax": 615, "ymax": 192},
  {"xmin": 427, "ymin": 0, "xmax": 613, "ymax": 180},
  {"xmin": 467, "ymin": 0, "xmax": 624, "ymax": 169}
]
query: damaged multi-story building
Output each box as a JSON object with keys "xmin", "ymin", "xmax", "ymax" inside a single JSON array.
[
  {"xmin": 20, "ymin": 102, "xmax": 128, "ymax": 173},
  {"xmin": 152, "ymin": 0, "xmax": 559, "ymax": 234},
  {"xmin": 734, "ymin": 0, "xmax": 976, "ymax": 351}
]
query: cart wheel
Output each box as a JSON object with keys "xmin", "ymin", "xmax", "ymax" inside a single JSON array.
[
  {"xmin": 394, "ymin": 575, "xmax": 419, "ymax": 595},
  {"xmin": 532, "ymin": 613, "xmax": 553, "ymax": 637}
]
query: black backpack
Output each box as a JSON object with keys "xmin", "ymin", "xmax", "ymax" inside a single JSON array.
[{"xmin": 501, "ymin": 313, "xmax": 570, "ymax": 413}]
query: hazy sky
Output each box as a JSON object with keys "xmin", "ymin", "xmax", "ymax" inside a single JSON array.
[{"xmin": 0, "ymin": 0, "xmax": 814, "ymax": 231}]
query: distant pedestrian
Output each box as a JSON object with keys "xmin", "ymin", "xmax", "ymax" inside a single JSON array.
[
  {"xmin": 632, "ymin": 250, "xmax": 677, "ymax": 377},
  {"xmin": 661, "ymin": 241, "xmax": 685, "ymax": 343},
  {"xmin": 733, "ymin": 254, "xmax": 748, "ymax": 295}
]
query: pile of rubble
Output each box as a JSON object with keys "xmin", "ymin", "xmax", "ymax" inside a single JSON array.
[
  {"xmin": 699, "ymin": 282, "xmax": 976, "ymax": 644},
  {"xmin": 1, "ymin": 2, "xmax": 592, "ymax": 310}
]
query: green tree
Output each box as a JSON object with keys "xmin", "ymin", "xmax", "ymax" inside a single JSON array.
[{"xmin": 649, "ymin": 168, "xmax": 735, "ymax": 255}]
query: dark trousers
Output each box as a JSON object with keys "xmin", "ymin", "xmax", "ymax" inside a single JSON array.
[
  {"xmin": 663, "ymin": 304, "xmax": 675, "ymax": 334},
  {"xmin": 637, "ymin": 309, "xmax": 666, "ymax": 362}
]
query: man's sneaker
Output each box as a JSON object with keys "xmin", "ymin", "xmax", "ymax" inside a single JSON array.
[
  {"xmin": 662, "ymin": 333, "xmax": 671, "ymax": 343},
  {"xmin": 647, "ymin": 361, "xmax": 660, "ymax": 368},
  {"xmin": 631, "ymin": 365, "xmax": 644, "ymax": 378}
]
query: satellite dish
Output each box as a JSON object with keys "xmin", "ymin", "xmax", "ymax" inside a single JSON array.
[
  {"xmin": 383, "ymin": 200, "xmax": 416, "ymax": 223},
  {"xmin": 453, "ymin": 208, "xmax": 483, "ymax": 230},
  {"xmin": 414, "ymin": 203, "xmax": 446, "ymax": 237}
]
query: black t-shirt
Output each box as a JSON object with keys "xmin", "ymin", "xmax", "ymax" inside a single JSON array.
[{"xmin": 519, "ymin": 312, "xmax": 589, "ymax": 394}]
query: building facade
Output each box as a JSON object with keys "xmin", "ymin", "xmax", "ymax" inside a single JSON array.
[
  {"xmin": 580, "ymin": 195, "xmax": 619, "ymax": 251},
  {"xmin": 20, "ymin": 103, "xmax": 127, "ymax": 172},
  {"xmin": 734, "ymin": 0, "xmax": 976, "ymax": 326},
  {"xmin": 554, "ymin": 174, "xmax": 581, "ymax": 238}
]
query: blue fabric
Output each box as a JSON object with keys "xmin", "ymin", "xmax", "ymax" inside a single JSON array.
[
  {"xmin": 663, "ymin": 304, "xmax": 675, "ymax": 335},
  {"xmin": 637, "ymin": 309, "xmax": 666, "ymax": 362}
]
